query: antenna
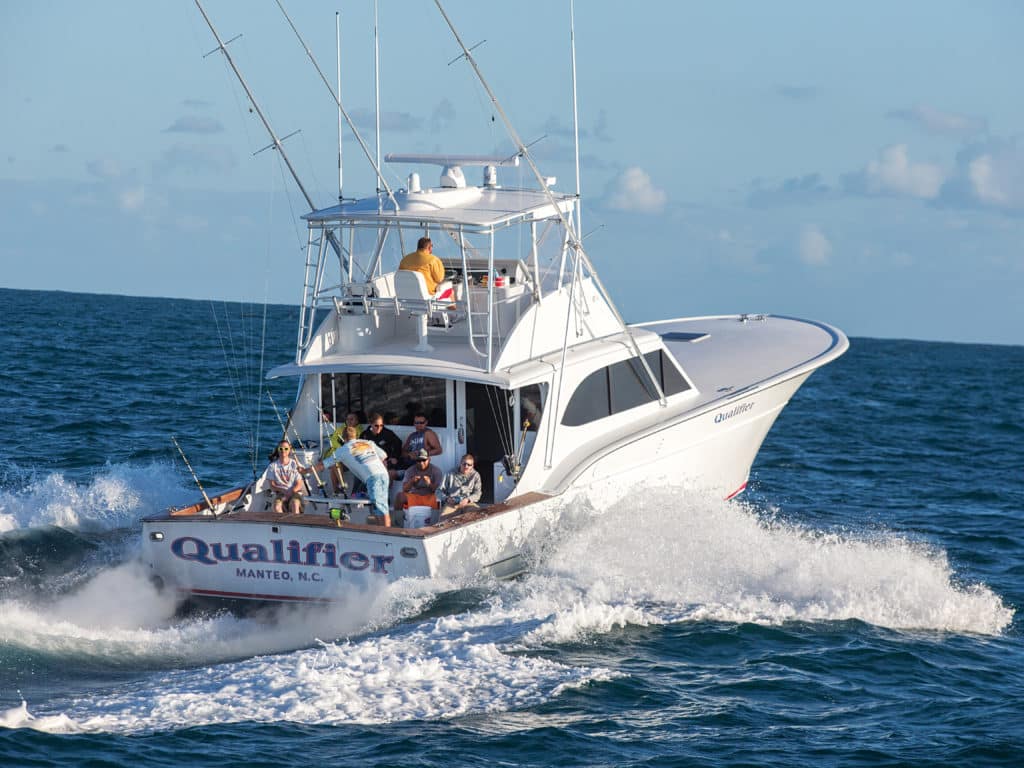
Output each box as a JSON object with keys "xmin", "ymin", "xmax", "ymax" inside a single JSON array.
[
  {"xmin": 374, "ymin": 0, "xmax": 383, "ymax": 198},
  {"xmin": 273, "ymin": 0, "xmax": 397, "ymax": 207},
  {"xmin": 336, "ymin": 12, "xmax": 343, "ymax": 202},
  {"xmin": 569, "ymin": 0, "xmax": 582, "ymax": 238}
]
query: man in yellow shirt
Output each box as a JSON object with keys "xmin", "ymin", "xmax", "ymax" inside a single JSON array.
[{"xmin": 398, "ymin": 236, "xmax": 445, "ymax": 295}]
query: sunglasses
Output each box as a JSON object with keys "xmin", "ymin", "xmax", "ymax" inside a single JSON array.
[
  {"xmin": 371, "ymin": 423, "xmax": 384, "ymax": 428},
  {"xmin": 280, "ymin": 447, "xmax": 291, "ymax": 453},
  {"xmin": 414, "ymin": 421, "xmax": 426, "ymax": 425}
]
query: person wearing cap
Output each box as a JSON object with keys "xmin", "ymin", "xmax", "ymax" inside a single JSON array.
[
  {"xmin": 309, "ymin": 426, "xmax": 392, "ymax": 526},
  {"xmin": 394, "ymin": 448, "xmax": 442, "ymax": 525}
]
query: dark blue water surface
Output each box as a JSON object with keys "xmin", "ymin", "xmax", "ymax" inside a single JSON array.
[{"xmin": 1, "ymin": 287, "xmax": 1022, "ymax": 767}]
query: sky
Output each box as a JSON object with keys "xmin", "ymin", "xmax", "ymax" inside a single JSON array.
[{"xmin": 1, "ymin": 1, "xmax": 1023, "ymax": 346}]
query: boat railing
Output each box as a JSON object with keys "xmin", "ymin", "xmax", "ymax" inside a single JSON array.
[{"xmin": 296, "ymin": 211, "xmax": 572, "ymax": 370}]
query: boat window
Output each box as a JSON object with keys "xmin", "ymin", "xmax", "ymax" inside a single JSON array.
[
  {"xmin": 561, "ymin": 350, "xmax": 690, "ymax": 427},
  {"xmin": 321, "ymin": 373, "xmax": 448, "ymax": 427},
  {"xmin": 660, "ymin": 350, "xmax": 690, "ymax": 395},
  {"xmin": 610, "ymin": 354, "xmax": 661, "ymax": 413},
  {"xmin": 561, "ymin": 367, "xmax": 610, "ymax": 427}
]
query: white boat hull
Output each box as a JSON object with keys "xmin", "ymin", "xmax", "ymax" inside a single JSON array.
[{"xmin": 141, "ymin": 369, "xmax": 810, "ymax": 604}]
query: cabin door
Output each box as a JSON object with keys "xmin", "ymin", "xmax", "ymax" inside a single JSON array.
[{"xmin": 459, "ymin": 382, "xmax": 514, "ymax": 503}]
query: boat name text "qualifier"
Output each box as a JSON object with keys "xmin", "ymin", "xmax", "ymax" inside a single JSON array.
[
  {"xmin": 170, "ymin": 536, "xmax": 394, "ymax": 574},
  {"xmin": 714, "ymin": 402, "xmax": 754, "ymax": 423}
]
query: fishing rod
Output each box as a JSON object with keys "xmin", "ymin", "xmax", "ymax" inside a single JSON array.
[
  {"xmin": 267, "ymin": 389, "xmax": 292, "ymax": 445},
  {"xmin": 171, "ymin": 436, "xmax": 216, "ymax": 514}
]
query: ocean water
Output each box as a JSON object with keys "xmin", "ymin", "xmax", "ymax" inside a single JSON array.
[{"xmin": 0, "ymin": 286, "xmax": 1021, "ymax": 767}]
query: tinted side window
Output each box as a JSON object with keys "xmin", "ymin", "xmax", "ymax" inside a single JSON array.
[
  {"xmin": 660, "ymin": 350, "xmax": 690, "ymax": 395},
  {"xmin": 561, "ymin": 350, "xmax": 690, "ymax": 426},
  {"xmin": 561, "ymin": 368, "xmax": 610, "ymax": 426},
  {"xmin": 609, "ymin": 355, "xmax": 657, "ymax": 413}
]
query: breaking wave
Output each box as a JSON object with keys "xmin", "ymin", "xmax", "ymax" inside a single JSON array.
[{"xmin": 1, "ymin": 479, "xmax": 1011, "ymax": 734}]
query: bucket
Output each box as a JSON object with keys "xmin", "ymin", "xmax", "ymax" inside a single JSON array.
[
  {"xmin": 405, "ymin": 505, "xmax": 433, "ymax": 529},
  {"xmin": 494, "ymin": 275, "xmax": 506, "ymax": 288}
]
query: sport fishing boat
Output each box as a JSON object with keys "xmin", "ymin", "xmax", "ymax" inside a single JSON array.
[{"xmin": 140, "ymin": 3, "xmax": 847, "ymax": 605}]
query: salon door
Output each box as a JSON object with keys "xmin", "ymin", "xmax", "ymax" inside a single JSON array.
[{"xmin": 459, "ymin": 382, "xmax": 513, "ymax": 503}]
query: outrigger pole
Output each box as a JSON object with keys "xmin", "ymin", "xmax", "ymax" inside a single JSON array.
[
  {"xmin": 569, "ymin": 0, "xmax": 582, "ymax": 238},
  {"xmin": 193, "ymin": 1, "xmax": 345, "ymax": 260}
]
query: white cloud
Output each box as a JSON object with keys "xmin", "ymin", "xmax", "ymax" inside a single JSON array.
[
  {"xmin": 863, "ymin": 144, "xmax": 945, "ymax": 199},
  {"xmin": 777, "ymin": 85, "xmax": 818, "ymax": 102},
  {"xmin": 163, "ymin": 115, "xmax": 223, "ymax": 134},
  {"xmin": 967, "ymin": 150, "xmax": 1024, "ymax": 207},
  {"xmin": 349, "ymin": 108, "xmax": 420, "ymax": 133},
  {"xmin": 430, "ymin": 98, "xmax": 456, "ymax": 128},
  {"xmin": 119, "ymin": 185, "xmax": 145, "ymax": 211},
  {"xmin": 87, "ymin": 157, "xmax": 123, "ymax": 180},
  {"xmin": 154, "ymin": 143, "xmax": 237, "ymax": 177},
  {"xmin": 939, "ymin": 139, "xmax": 1024, "ymax": 211},
  {"xmin": 605, "ymin": 167, "xmax": 667, "ymax": 213},
  {"xmin": 887, "ymin": 104, "xmax": 986, "ymax": 139},
  {"xmin": 798, "ymin": 225, "xmax": 831, "ymax": 266},
  {"xmin": 968, "ymin": 155, "xmax": 1004, "ymax": 204}
]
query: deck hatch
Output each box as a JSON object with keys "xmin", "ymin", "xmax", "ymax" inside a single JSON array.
[{"xmin": 661, "ymin": 332, "xmax": 709, "ymax": 343}]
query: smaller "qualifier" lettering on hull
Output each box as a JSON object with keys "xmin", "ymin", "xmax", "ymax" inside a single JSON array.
[{"xmin": 714, "ymin": 401, "xmax": 754, "ymax": 424}]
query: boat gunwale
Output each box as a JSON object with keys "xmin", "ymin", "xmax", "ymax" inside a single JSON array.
[{"xmin": 142, "ymin": 490, "xmax": 553, "ymax": 539}]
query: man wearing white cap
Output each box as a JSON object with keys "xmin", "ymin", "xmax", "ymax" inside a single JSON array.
[{"xmin": 394, "ymin": 447, "xmax": 442, "ymax": 525}]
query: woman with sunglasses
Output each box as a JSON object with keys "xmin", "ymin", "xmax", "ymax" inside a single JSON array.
[{"xmin": 268, "ymin": 439, "xmax": 306, "ymax": 515}]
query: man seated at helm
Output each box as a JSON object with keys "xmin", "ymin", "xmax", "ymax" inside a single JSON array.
[{"xmin": 398, "ymin": 236, "xmax": 452, "ymax": 299}]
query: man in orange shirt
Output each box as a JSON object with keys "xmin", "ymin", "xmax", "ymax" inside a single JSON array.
[{"xmin": 398, "ymin": 236, "xmax": 445, "ymax": 295}]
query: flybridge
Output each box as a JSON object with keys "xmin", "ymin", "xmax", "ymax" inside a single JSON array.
[{"xmin": 293, "ymin": 153, "xmax": 606, "ymax": 374}]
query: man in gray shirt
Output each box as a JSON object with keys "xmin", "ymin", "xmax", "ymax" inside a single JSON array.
[{"xmin": 436, "ymin": 453, "xmax": 482, "ymax": 522}]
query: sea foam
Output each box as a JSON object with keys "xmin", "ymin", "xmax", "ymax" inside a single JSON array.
[
  {"xmin": 2, "ymin": 478, "xmax": 1013, "ymax": 735},
  {"xmin": 0, "ymin": 461, "xmax": 190, "ymax": 534},
  {"xmin": 523, "ymin": 480, "xmax": 1015, "ymax": 638}
]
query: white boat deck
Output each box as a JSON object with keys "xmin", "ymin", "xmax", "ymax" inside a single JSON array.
[{"xmin": 643, "ymin": 313, "xmax": 847, "ymax": 412}]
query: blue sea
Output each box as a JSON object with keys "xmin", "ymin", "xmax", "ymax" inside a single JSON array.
[{"xmin": 1, "ymin": 286, "xmax": 1021, "ymax": 767}]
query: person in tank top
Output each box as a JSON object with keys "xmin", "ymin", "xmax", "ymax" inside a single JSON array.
[{"xmin": 397, "ymin": 412, "xmax": 442, "ymax": 470}]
